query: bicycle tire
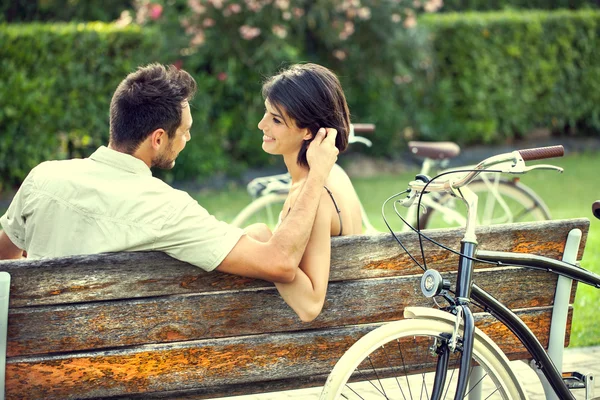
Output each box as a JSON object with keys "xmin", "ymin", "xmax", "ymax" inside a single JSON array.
[
  {"xmin": 230, "ymin": 193, "xmax": 288, "ymax": 228},
  {"xmin": 419, "ymin": 178, "xmax": 551, "ymax": 229},
  {"xmin": 320, "ymin": 318, "xmax": 526, "ymax": 400}
]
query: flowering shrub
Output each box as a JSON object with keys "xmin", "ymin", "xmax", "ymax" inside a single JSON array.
[{"xmin": 111, "ymin": 0, "xmax": 442, "ymax": 176}]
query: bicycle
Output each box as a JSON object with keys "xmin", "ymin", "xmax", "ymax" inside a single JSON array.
[
  {"xmin": 231, "ymin": 138, "xmax": 551, "ymax": 233},
  {"xmin": 320, "ymin": 145, "xmax": 600, "ymax": 399},
  {"xmin": 230, "ymin": 123, "xmax": 377, "ymax": 232},
  {"xmin": 403, "ymin": 141, "xmax": 552, "ymax": 230}
]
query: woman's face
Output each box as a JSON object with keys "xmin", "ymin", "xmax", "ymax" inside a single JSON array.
[{"xmin": 258, "ymin": 99, "xmax": 311, "ymax": 157}]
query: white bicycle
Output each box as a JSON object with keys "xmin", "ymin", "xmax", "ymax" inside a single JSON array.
[{"xmin": 231, "ymin": 137, "xmax": 551, "ymax": 232}]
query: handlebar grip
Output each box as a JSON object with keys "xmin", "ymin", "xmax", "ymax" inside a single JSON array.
[
  {"xmin": 593, "ymin": 201, "xmax": 600, "ymax": 220},
  {"xmin": 518, "ymin": 145, "xmax": 564, "ymax": 161},
  {"xmin": 351, "ymin": 123, "xmax": 375, "ymax": 133}
]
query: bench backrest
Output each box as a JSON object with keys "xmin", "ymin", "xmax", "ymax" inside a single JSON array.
[{"xmin": 0, "ymin": 218, "xmax": 589, "ymax": 399}]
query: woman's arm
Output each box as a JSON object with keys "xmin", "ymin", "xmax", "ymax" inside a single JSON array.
[{"xmin": 274, "ymin": 190, "xmax": 334, "ymax": 322}]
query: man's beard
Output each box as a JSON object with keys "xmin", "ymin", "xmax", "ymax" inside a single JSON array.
[{"xmin": 152, "ymin": 144, "xmax": 176, "ymax": 169}]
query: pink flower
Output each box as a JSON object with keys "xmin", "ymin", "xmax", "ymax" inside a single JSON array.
[
  {"xmin": 149, "ymin": 4, "xmax": 163, "ymax": 20},
  {"xmin": 217, "ymin": 72, "xmax": 228, "ymax": 81},
  {"xmin": 357, "ymin": 7, "xmax": 371, "ymax": 20},
  {"xmin": 173, "ymin": 60, "xmax": 184, "ymax": 70},
  {"xmin": 239, "ymin": 25, "xmax": 261, "ymax": 40},
  {"xmin": 293, "ymin": 7, "xmax": 304, "ymax": 17},
  {"xmin": 203, "ymin": 18, "xmax": 215, "ymax": 27},
  {"xmin": 188, "ymin": 0, "xmax": 206, "ymax": 14},
  {"xmin": 190, "ymin": 31, "xmax": 206, "ymax": 46},
  {"xmin": 333, "ymin": 49, "xmax": 347, "ymax": 60},
  {"xmin": 403, "ymin": 15, "xmax": 417, "ymax": 28},
  {"xmin": 272, "ymin": 25, "xmax": 287, "ymax": 39}
]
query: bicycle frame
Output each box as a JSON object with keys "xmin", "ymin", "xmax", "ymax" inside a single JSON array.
[{"xmin": 426, "ymin": 236, "xmax": 600, "ymax": 400}]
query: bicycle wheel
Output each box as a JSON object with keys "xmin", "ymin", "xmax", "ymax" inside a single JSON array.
[
  {"xmin": 320, "ymin": 318, "xmax": 526, "ymax": 399},
  {"xmin": 419, "ymin": 178, "xmax": 551, "ymax": 229},
  {"xmin": 230, "ymin": 193, "xmax": 288, "ymax": 228}
]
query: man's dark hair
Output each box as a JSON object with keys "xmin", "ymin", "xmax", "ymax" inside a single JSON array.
[
  {"xmin": 109, "ymin": 63, "xmax": 197, "ymax": 153},
  {"xmin": 262, "ymin": 63, "xmax": 350, "ymax": 168}
]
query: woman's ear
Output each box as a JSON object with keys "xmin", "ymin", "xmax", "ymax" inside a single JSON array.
[{"xmin": 302, "ymin": 128, "xmax": 314, "ymax": 141}]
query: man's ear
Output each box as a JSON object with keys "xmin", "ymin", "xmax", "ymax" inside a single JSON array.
[{"xmin": 150, "ymin": 128, "xmax": 167, "ymax": 150}]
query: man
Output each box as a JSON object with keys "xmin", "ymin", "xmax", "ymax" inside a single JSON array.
[{"xmin": 0, "ymin": 63, "xmax": 339, "ymax": 283}]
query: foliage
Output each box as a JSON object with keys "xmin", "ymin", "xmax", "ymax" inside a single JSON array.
[
  {"xmin": 2, "ymin": 8, "xmax": 600, "ymax": 190},
  {"xmin": 119, "ymin": 0, "xmax": 442, "ymax": 171},
  {"xmin": 0, "ymin": 22, "xmax": 161, "ymax": 190},
  {"xmin": 414, "ymin": 10, "xmax": 600, "ymax": 144},
  {"xmin": 1, "ymin": 0, "xmax": 134, "ymax": 22},
  {"xmin": 440, "ymin": 0, "xmax": 599, "ymax": 12}
]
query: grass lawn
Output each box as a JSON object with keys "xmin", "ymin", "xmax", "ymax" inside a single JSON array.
[{"xmin": 195, "ymin": 150, "xmax": 600, "ymax": 347}]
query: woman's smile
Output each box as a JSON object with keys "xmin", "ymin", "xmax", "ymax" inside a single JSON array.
[{"xmin": 263, "ymin": 133, "xmax": 275, "ymax": 142}]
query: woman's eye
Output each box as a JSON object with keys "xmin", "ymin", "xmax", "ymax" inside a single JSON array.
[{"xmin": 273, "ymin": 117, "xmax": 281, "ymax": 124}]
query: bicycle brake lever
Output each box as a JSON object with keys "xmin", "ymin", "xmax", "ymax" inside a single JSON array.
[{"xmin": 521, "ymin": 164, "xmax": 564, "ymax": 174}]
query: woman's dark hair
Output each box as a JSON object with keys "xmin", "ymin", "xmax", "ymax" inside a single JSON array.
[
  {"xmin": 262, "ymin": 63, "xmax": 350, "ymax": 167},
  {"xmin": 109, "ymin": 63, "xmax": 197, "ymax": 153}
]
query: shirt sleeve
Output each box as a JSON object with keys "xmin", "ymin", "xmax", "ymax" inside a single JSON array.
[
  {"xmin": 0, "ymin": 171, "xmax": 35, "ymax": 250},
  {"xmin": 155, "ymin": 198, "xmax": 245, "ymax": 272}
]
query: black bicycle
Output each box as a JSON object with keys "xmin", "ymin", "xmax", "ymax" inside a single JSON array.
[{"xmin": 321, "ymin": 145, "xmax": 600, "ymax": 399}]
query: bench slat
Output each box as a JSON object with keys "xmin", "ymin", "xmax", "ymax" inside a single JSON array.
[
  {"xmin": 7, "ymin": 267, "xmax": 566, "ymax": 357},
  {"xmin": 5, "ymin": 308, "xmax": 564, "ymax": 400},
  {"xmin": 0, "ymin": 219, "xmax": 588, "ymax": 308}
]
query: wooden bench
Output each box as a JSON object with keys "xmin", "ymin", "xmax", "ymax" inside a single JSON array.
[{"xmin": 0, "ymin": 218, "xmax": 589, "ymax": 399}]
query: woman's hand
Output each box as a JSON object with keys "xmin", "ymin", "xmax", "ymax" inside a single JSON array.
[{"xmin": 306, "ymin": 128, "xmax": 338, "ymax": 180}]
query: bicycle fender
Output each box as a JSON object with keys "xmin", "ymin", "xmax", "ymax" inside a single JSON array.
[{"xmin": 404, "ymin": 306, "xmax": 529, "ymax": 399}]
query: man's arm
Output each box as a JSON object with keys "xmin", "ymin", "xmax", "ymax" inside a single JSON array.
[
  {"xmin": 0, "ymin": 231, "xmax": 24, "ymax": 260},
  {"xmin": 217, "ymin": 128, "xmax": 339, "ymax": 282}
]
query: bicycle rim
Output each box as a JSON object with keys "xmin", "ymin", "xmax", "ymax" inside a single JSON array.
[
  {"xmin": 230, "ymin": 193, "xmax": 288, "ymax": 228},
  {"xmin": 320, "ymin": 319, "xmax": 526, "ymax": 400},
  {"xmin": 420, "ymin": 179, "xmax": 551, "ymax": 229}
]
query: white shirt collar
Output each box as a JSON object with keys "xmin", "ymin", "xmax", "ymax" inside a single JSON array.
[{"xmin": 89, "ymin": 146, "xmax": 152, "ymax": 177}]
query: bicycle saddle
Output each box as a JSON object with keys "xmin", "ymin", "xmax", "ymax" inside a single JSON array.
[
  {"xmin": 246, "ymin": 173, "xmax": 292, "ymax": 197},
  {"xmin": 408, "ymin": 141, "xmax": 461, "ymax": 160}
]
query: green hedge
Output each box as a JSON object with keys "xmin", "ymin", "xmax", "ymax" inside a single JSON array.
[
  {"xmin": 1, "ymin": 0, "xmax": 133, "ymax": 22},
  {"xmin": 414, "ymin": 9, "xmax": 600, "ymax": 143},
  {"xmin": 1, "ymin": 9, "xmax": 599, "ymax": 190},
  {"xmin": 0, "ymin": 22, "xmax": 161, "ymax": 190},
  {"xmin": 441, "ymin": 0, "xmax": 599, "ymax": 12}
]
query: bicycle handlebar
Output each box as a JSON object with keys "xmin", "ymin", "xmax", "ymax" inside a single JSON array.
[
  {"xmin": 349, "ymin": 123, "xmax": 375, "ymax": 147},
  {"xmin": 351, "ymin": 123, "xmax": 375, "ymax": 133},
  {"xmin": 401, "ymin": 145, "xmax": 565, "ymax": 206},
  {"xmin": 518, "ymin": 145, "xmax": 564, "ymax": 161},
  {"xmin": 593, "ymin": 201, "xmax": 600, "ymax": 220}
]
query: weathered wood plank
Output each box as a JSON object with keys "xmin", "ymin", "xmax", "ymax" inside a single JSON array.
[
  {"xmin": 0, "ymin": 219, "xmax": 588, "ymax": 307},
  {"xmin": 4, "ymin": 308, "xmax": 564, "ymax": 400},
  {"xmin": 7, "ymin": 267, "xmax": 565, "ymax": 357}
]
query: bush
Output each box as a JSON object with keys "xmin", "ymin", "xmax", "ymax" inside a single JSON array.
[
  {"xmin": 125, "ymin": 0, "xmax": 442, "ymax": 170},
  {"xmin": 414, "ymin": 10, "xmax": 600, "ymax": 143},
  {"xmin": 0, "ymin": 22, "xmax": 161, "ymax": 190},
  {"xmin": 1, "ymin": 0, "xmax": 133, "ymax": 22},
  {"xmin": 2, "ymin": 8, "xmax": 599, "ymax": 190},
  {"xmin": 440, "ymin": 0, "xmax": 599, "ymax": 12}
]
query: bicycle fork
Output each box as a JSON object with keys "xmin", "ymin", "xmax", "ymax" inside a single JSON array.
[{"xmin": 428, "ymin": 240, "xmax": 478, "ymax": 400}]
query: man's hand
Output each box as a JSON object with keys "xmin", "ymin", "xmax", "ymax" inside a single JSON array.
[{"xmin": 306, "ymin": 128, "xmax": 339, "ymax": 181}]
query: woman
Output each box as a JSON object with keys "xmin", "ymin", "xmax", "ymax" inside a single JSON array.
[{"xmin": 248, "ymin": 63, "xmax": 364, "ymax": 322}]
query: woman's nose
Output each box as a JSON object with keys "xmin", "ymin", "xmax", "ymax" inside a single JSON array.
[{"xmin": 258, "ymin": 114, "xmax": 267, "ymax": 130}]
